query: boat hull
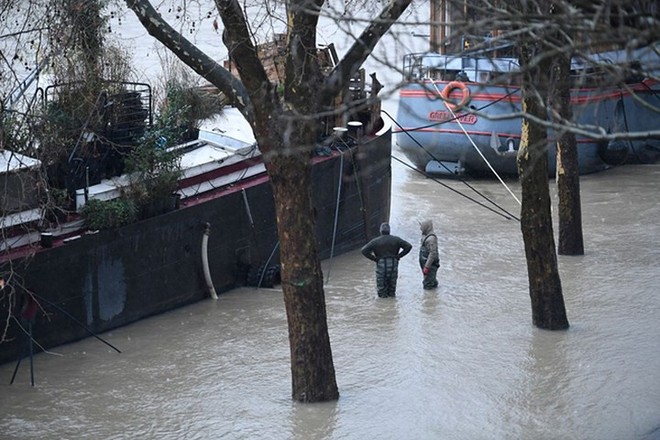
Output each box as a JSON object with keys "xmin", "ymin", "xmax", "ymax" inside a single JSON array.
[
  {"xmin": 395, "ymin": 79, "xmax": 660, "ymax": 176},
  {"xmin": 0, "ymin": 124, "xmax": 392, "ymax": 365}
]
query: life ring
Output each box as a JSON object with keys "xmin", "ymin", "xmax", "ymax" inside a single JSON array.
[{"xmin": 441, "ymin": 81, "xmax": 471, "ymax": 111}]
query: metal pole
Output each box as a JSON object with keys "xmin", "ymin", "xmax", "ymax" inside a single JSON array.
[
  {"xmin": 28, "ymin": 322, "xmax": 34, "ymax": 386},
  {"xmin": 9, "ymin": 349, "xmax": 22, "ymax": 385}
]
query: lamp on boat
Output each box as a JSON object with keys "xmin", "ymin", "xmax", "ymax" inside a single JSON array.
[
  {"xmin": 348, "ymin": 121, "xmax": 363, "ymax": 140},
  {"xmin": 40, "ymin": 232, "xmax": 54, "ymax": 248},
  {"xmin": 498, "ymin": 137, "xmax": 518, "ymax": 154},
  {"xmin": 333, "ymin": 126, "xmax": 348, "ymax": 139}
]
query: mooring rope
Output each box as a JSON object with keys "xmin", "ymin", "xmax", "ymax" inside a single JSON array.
[
  {"xmin": 430, "ymin": 81, "xmax": 522, "ymax": 206},
  {"xmin": 382, "ymin": 110, "xmax": 520, "ymax": 221},
  {"xmin": 325, "ymin": 144, "xmax": 345, "ymax": 284},
  {"xmin": 391, "ymin": 155, "xmax": 519, "ymax": 221}
]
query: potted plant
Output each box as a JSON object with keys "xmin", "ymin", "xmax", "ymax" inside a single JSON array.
[
  {"xmin": 158, "ymin": 59, "xmax": 225, "ymax": 141},
  {"xmin": 81, "ymin": 198, "xmax": 137, "ymax": 230},
  {"xmin": 124, "ymin": 114, "xmax": 184, "ymax": 219}
]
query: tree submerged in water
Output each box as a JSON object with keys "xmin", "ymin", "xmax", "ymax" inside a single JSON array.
[{"xmin": 125, "ymin": 0, "xmax": 414, "ymax": 402}]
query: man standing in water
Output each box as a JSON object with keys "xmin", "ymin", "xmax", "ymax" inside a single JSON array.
[
  {"xmin": 361, "ymin": 223, "xmax": 412, "ymax": 298},
  {"xmin": 419, "ymin": 219, "xmax": 440, "ymax": 289}
]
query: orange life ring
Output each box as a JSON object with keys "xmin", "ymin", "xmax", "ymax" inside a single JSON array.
[{"xmin": 441, "ymin": 81, "xmax": 471, "ymax": 111}]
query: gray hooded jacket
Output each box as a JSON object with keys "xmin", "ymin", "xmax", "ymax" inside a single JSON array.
[{"xmin": 419, "ymin": 220, "xmax": 439, "ymax": 269}]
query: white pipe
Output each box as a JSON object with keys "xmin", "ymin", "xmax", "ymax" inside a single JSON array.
[{"xmin": 201, "ymin": 222, "xmax": 218, "ymax": 300}]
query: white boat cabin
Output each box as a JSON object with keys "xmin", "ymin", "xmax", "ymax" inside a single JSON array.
[
  {"xmin": 402, "ymin": 44, "xmax": 659, "ymax": 86},
  {"xmin": 75, "ymin": 130, "xmax": 262, "ymax": 210}
]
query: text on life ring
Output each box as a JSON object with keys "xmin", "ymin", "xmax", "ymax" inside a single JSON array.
[{"xmin": 441, "ymin": 81, "xmax": 471, "ymax": 111}]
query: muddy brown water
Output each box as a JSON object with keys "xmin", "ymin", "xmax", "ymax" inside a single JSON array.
[{"xmin": 1, "ymin": 158, "xmax": 659, "ymax": 440}]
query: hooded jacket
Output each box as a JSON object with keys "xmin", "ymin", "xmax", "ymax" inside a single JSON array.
[{"xmin": 420, "ymin": 220, "xmax": 439, "ymax": 269}]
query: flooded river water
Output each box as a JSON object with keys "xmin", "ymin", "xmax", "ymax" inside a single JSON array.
[{"xmin": 1, "ymin": 157, "xmax": 659, "ymax": 440}]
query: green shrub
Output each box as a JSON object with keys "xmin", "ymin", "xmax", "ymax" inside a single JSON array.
[{"xmin": 81, "ymin": 198, "xmax": 137, "ymax": 230}]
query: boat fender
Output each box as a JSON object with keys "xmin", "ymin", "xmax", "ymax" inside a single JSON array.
[
  {"xmin": 489, "ymin": 133, "xmax": 518, "ymax": 157},
  {"xmin": 598, "ymin": 139, "xmax": 629, "ymax": 165},
  {"xmin": 441, "ymin": 81, "xmax": 471, "ymax": 111},
  {"xmin": 246, "ymin": 264, "xmax": 281, "ymax": 288}
]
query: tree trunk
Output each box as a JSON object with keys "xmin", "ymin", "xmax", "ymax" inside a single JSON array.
[
  {"xmin": 267, "ymin": 153, "xmax": 339, "ymax": 402},
  {"xmin": 551, "ymin": 26, "xmax": 584, "ymax": 256},
  {"xmin": 126, "ymin": 0, "xmax": 413, "ymax": 403},
  {"xmin": 517, "ymin": 42, "xmax": 570, "ymax": 330}
]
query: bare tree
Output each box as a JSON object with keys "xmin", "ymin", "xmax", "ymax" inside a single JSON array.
[
  {"xmin": 552, "ymin": 0, "xmax": 658, "ymax": 255},
  {"xmin": 554, "ymin": 52, "xmax": 584, "ymax": 257},
  {"xmin": 510, "ymin": 0, "xmax": 656, "ymax": 323},
  {"xmin": 440, "ymin": 0, "xmax": 657, "ymax": 328},
  {"xmin": 549, "ymin": 3, "xmax": 583, "ymax": 256},
  {"xmin": 2, "ymin": 0, "xmax": 658, "ymax": 378},
  {"xmin": 517, "ymin": 35, "xmax": 570, "ymax": 330},
  {"xmin": 1, "ymin": 0, "xmax": 119, "ymax": 343},
  {"xmin": 124, "ymin": 0, "xmax": 412, "ymax": 402}
]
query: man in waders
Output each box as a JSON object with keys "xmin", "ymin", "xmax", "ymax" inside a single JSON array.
[
  {"xmin": 361, "ymin": 223, "xmax": 412, "ymax": 298},
  {"xmin": 419, "ymin": 219, "xmax": 440, "ymax": 289}
]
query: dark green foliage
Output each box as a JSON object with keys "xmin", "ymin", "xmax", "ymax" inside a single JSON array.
[
  {"xmin": 81, "ymin": 198, "xmax": 136, "ymax": 230},
  {"xmin": 122, "ymin": 96, "xmax": 186, "ymax": 218},
  {"xmin": 162, "ymin": 80, "xmax": 224, "ymax": 139}
]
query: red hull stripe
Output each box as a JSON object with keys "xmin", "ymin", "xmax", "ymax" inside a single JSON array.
[
  {"xmin": 399, "ymin": 79, "xmax": 658, "ymax": 104},
  {"xmin": 393, "ymin": 127, "xmax": 597, "ymax": 143}
]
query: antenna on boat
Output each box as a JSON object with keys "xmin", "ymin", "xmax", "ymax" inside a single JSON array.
[{"xmin": 325, "ymin": 128, "xmax": 350, "ymax": 283}]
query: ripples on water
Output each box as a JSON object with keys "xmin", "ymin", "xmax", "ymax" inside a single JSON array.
[{"xmin": 1, "ymin": 163, "xmax": 659, "ymax": 440}]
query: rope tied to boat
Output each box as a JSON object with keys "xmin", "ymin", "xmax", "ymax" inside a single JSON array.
[
  {"xmin": 433, "ymin": 81, "xmax": 522, "ymax": 206},
  {"xmin": 325, "ymin": 143, "xmax": 344, "ymax": 284},
  {"xmin": 383, "ymin": 110, "xmax": 520, "ymax": 221}
]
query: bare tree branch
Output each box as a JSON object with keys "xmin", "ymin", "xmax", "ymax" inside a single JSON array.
[
  {"xmin": 125, "ymin": 0, "xmax": 253, "ymax": 121},
  {"xmin": 325, "ymin": 0, "xmax": 413, "ymax": 99}
]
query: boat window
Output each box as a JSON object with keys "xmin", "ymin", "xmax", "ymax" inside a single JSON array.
[
  {"xmin": 571, "ymin": 67, "xmax": 608, "ymax": 88},
  {"xmin": 424, "ymin": 69, "xmax": 463, "ymax": 81},
  {"xmin": 403, "ymin": 53, "xmax": 425, "ymax": 80},
  {"xmin": 442, "ymin": 70, "xmax": 459, "ymax": 81},
  {"xmin": 488, "ymin": 71, "xmax": 521, "ymax": 86},
  {"xmin": 623, "ymin": 61, "xmax": 645, "ymax": 83},
  {"xmin": 455, "ymin": 71, "xmax": 470, "ymax": 82}
]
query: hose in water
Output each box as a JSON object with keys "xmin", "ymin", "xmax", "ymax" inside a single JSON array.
[
  {"xmin": 256, "ymin": 241, "xmax": 280, "ymax": 289},
  {"xmin": 201, "ymin": 222, "xmax": 218, "ymax": 300}
]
